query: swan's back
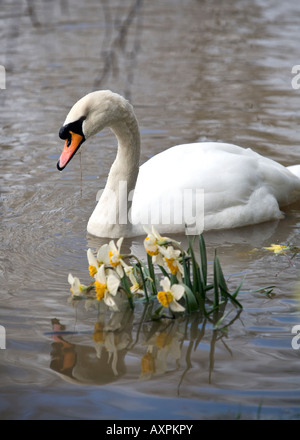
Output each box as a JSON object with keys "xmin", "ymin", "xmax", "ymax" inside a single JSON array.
[{"xmin": 131, "ymin": 142, "xmax": 300, "ymax": 233}]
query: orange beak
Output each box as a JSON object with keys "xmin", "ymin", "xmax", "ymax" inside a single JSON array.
[{"xmin": 57, "ymin": 131, "xmax": 84, "ymax": 171}]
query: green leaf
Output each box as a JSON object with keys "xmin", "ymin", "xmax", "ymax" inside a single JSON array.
[
  {"xmin": 199, "ymin": 234, "xmax": 207, "ymax": 285},
  {"xmin": 158, "ymin": 264, "xmax": 170, "ymax": 279},
  {"xmin": 151, "ymin": 305, "xmax": 164, "ymax": 320},
  {"xmin": 120, "ymin": 275, "xmax": 135, "ymax": 310},
  {"xmin": 135, "ymin": 262, "xmax": 149, "ymax": 301},
  {"xmin": 182, "ymin": 253, "xmax": 192, "ymax": 290},
  {"xmin": 214, "ymin": 253, "xmax": 228, "ymax": 295},
  {"xmin": 219, "ymin": 286, "xmax": 243, "ymax": 308},
  {"xmin": 147, "ymin": 253, "xmax": 157, "ymax": 295},
  {"xmin": 182, "ymin": 282, "xmax": 199, "ymax": 313},
  {"xmin": 213, "ymin": 251, "xmax": 220, "ymax": 308},
  {"xmin": 188, "ymin": 241, "xmax": 204, "ymax": 304},
  {"xmin": 232, "ymin": 278, "xmax": 244, "ymax": 299}
]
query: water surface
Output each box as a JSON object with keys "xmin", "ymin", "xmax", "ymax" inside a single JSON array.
[{"xmin": 1, "ymin": 0, "xmax": 300, "ymax": 420}]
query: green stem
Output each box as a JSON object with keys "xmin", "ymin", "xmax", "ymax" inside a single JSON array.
[{"xmin": 147, "ymin": 253, "xmax": 157, "ymax": 295}]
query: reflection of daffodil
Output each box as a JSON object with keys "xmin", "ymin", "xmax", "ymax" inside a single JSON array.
[
  {"xmin": 108, "ymin": 238, "xmax": 125, "ymax": 277},
  {"xmin": 155, "ymin": 332, "xmax": 182, "ymax": 375},
  {"xmin": 94, "ymin": 265, "xmax": 120, "ymax": 311},
  {"xmin": 68, "ymin": 273, "xmax": 87, "ymax": 296},
  {"xmin": 93, "ymin": 313, "xmax": 131, "ymax": 376},
  {"xmin": 140, "ymin": 326, "xmax": 184, "ymax": 379},
  {"xmin": 104, "ymin": 332, "xmax": 131, "ymax": 376},
  {"xmin": 93, "ymin": 321, "xmax": 104, "ymax": 343},
  {"xmin": 155, "ymin": 331, "xmax": 173, "ymax": 349},
  {"xmin": 157, "ymin": 277, "xmax": 185, "ymax": 312},
  {"xmin": 263, "ymin": 244, "xmax": 290, "ymax": 254},
  {"xmin": 141, "ymin": 350, "xmax": 155, "ymax": 378}
]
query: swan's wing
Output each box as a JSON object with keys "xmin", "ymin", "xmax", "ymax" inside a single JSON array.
[{"xmin": 132, "ymin": 142, "xmax": 300, "ymax": 231}]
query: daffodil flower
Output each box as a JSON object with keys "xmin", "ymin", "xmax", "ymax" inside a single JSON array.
[
  {"xmin": 87, "ymin": 248, "xmax": 98, "ymax": 277},
  {"xmin": 157, "ymin": 277, "xmax": 185, "ymax": 312},
  {"xmin": 263, "ymin": 244, "xmax": 290, "ymax": 254},
  {"xmin": 144, "ymin": 226, "xmax": 181, "ymax": 266},
  {"xmin": 94, "ymin": 265, "xmax": 120, "ymax": 311},
  {"xmin": 159, "ymin": 245, "xmax": 184, "ymax": 280},
  {"xmin": 144, "ymin": 227, "xmax": 162, "ymax": 256},
  {"xmin": 143, "ymin": 226, "xmax": 170, "ymax": 256},
  {"xmin": 68, "ymin": 273, "xmax": 87, "ymax": 297},
  {"xmin": 108, "ymin": 237, "xmax": 126, "ymax": 277},
  {"xmin": 124, "ymin": 265, "xmax": 144, "ymax": 295},
  {"xmin": 143, "ymin": 228, "xmax": 165, "ymax": 266},
  {"xmin": 87, "ymin": 246, "xmax": 110, "ymax": 278}
]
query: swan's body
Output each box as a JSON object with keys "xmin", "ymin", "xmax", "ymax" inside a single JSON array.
[{"xmin": 57, "ymin": 90, "xmax": 300, "ymax": 238}]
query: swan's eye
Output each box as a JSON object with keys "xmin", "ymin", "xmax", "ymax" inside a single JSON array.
[{"xmin": 67, "ymin": 133, "xmax": 72, "ymax": 147}]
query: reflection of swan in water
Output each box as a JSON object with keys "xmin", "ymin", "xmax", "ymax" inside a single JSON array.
[{"xmin": 57, "ymin": 90, "xmax": 300, "ymax": 238}]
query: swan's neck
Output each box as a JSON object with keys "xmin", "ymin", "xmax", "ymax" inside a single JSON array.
[
  {"xmin": 87, "ymin": 111, "xmax": 141, "ymax": 238},
  {"xmin": 107, "ymin": 117, "xmax": 140, "ymax": 192}
]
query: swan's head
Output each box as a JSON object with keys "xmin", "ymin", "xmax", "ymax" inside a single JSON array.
[{"xmin": 57, "ymin": 90, "xmax": 132, "ymax": 171}]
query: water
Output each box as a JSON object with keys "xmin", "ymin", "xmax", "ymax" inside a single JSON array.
[{"xmin": 1, "ymin": 0, "xmax": 300, "ymax": 420}]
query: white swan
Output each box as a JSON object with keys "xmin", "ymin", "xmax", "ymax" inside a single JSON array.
[{"xmin": 57, "ymin": 90, "xmax": 300, "ymax": 238}]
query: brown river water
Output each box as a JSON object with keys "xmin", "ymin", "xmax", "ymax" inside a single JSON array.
[{"xmin": 1, "ymin": 0, "xmax": 300, "ymax": 420}]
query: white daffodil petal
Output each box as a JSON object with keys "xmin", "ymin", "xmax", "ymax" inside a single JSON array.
[
  {"xmin": 68, "ymin": 273, "xmax": 75, "ymax": 285},
  {"xmin": 95, "ymin": 264, "xmax": 106, "ymax": 283},
  {"xmin": 115, "ymin": 264, "xmax": 124, "ymax": 278},
  {"xmin": 107, "ymin": 274, "xmax": 120, "ymax": 296},
  {"xmin": 116, "ymin": 237, "xmax": 124, "ymax": 250},
  {"xmin": 97, "ymin": 244, "xmax": 109, "ymax": 264},
  {"xmin": 144, "ymin": 237, "xmax": 157, "ymax": 254},
  {"xmin": 143, "ymin": 226, "xmax": 152, "ymax": 235},
  {"xmin": 178, "ymin": 262, "xmax": 184, "ymax": 275},
  {"xmin": 68, "ymin": 274, "xmax": 84, "ymax": 296},
  {"xmin": 152, "ymin": 252, "xmax": 164, "ymax": 266},
  {"xmin": 170, "ymin": 300, "xmax": 185, "ymax": 312},
  {"xmin": 87, "ymin": 248, "xmax": 98, "ymax": 266},
  {"xmin": 160, "ymin": 245, "xmax": 180, "ymax": 259},
  {"xmin": 108, "ymin": 240, "xmax": 117, "ymax": 253},
  {"xmin": 123, "ymin": 264, "xmax": 133, "ymax": 276},
  {"xmin": 160, "ymin": 277, "xmax": 171, "ymax": 292},
  {"xmin": 171, "ymin": 284, "xmax": 185, "ymax": 301},
  {"xmin": 152, "ymin": 226, "xmax": 163, "ymax": 240},
  {"xmin": 74, "ymin": 277, "xmax": 81, "ymax": 289}
]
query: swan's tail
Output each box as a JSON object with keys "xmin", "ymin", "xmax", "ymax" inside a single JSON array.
[{"xmin": 287, "ymin": 165, "xmax": 300, "ymax": 179}]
